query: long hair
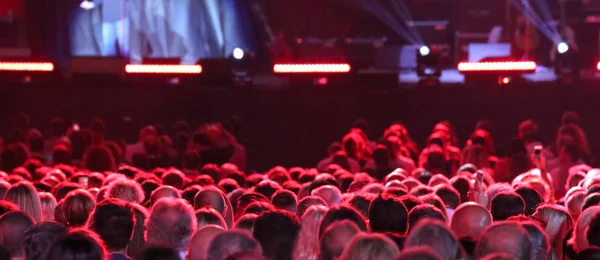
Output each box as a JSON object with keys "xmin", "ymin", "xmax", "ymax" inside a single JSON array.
[
  {"xmin": 127, "ymin": 203, "xmax": 149, "ymax": 258},
  {"xmin": 533, "ymin": 205, "xmax": 574, "ymax": 258},
  {"xmin": 293, "ymin": 205, "xmax": 327, "ymax": 260},
  {"xmin": 39, "ymin": 192, "xmax": 57, "ymax": 222},
  {"xmin": 5, "ymin": 181, "xmax": 42, "ymax": 223},
  {"xmin": 556, "ymin": 124, "xmax": 591, "ymax": 163}
]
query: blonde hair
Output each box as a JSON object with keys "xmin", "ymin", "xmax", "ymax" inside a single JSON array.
[
  {"xmin": 571, "ymin": 206, "xmax": 600, "ymax": 252},
  {"xmin": 533, "ymin": 205, "xmax": 573, "ymax": 258},
  {"xmin": 339, "ymin": 232, "xmax": 399, "ymax": 260},
  {"xmin": 5, "ymin": 181, "xmax": 41, "ymax": 222},
  {"xmin": 39, "ymin": 192, "xmax": 57, "ymax": 222},
  {"xmin": 293, "ymin": 205, "xmax": 327, "ymax": 260}
]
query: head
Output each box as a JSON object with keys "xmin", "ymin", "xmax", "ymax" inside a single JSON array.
[
  {"xmin": 434, "ymin": 185, "xmax": 460, "ymax": 210},
  {"xmin": 319, "ymin": 220, "xmax": 361, "ymax": 260},
  {"xmin": 271, "ymin": 190, "xmax": 297, "ymax": 213},
  {"xmin": 293, "ymin": 205, "xmax": 328, "ymax": 260},
  {"xmin": 520, "ymin": 221, "xmax": 550, "ymax": 260},
  {"xmin": 87, "ymin": 199, "xmax": 134, "ymax": 253},
  {"xmin": 319, "ymin": 206, "xmax": 368, "ymax": 238},
  {"xmin": 62, "ymin": 189, "xmax": 96, "ymax": 227},
  {"xmin": 146, "ymin": 198, "xmax": 197, "ymax": 252},
  {"xmin": 38, "ymin": 192, "xmax": 57, "ymax": 222},
  {"xmin": 23, "ymin": 222, "xmax": 68, "ymax": 260},
  {"xmin": 0, "ymin": 211, "xmax": 34, "ymax": 257},
  {"xmin": 188, "ymin": 225, "xmax": 225, "ymax": 260},
  {"xmin": 396, "ymin": 246, "xmax": 443, "ymax": 260},
  {"xmin": 234, "ymin": 214, "xmax": 258, "ymax": 233},
  {"xmin": 532, "ymin": 204, "xmax": 573, "ymax": 256},
  {"xmin": 253, "ymin": 210, "xmax": 300, "ymax": 260},
  {"xmin": 460, "ymin": 145, "xmax": 490, "ymax": 169},
  {"xmin": 150, "ymin": 186, "xmax": 181, "ymax": 204},
  {"xmin": 207, "ymin": 230, "xmax": 262, "ymax": 260},
  {"xmin": 368, "ymin": 195, "xmax": 408, "ymax": 233},
  {"xmin": 296, "ymin": 196, "xmax": 327, "ymax": 218},
  {"xmin": 405, "ymin": 219, "xmax": 463, "ymax": 260},
  {"xmin": 450, "ymin": 202, "xmax": 492, "ymax": 239},
  {"xmin": 45, "ymin": 229, "xmax": 107, "ymax": 260},
  {"xmin": 161, "ymin": 169, "xmax": 186, "ymax": 190},
  {"xmin": 566, "ymin": 190, "xmax": 586, "ymax": 221},
  {"xmin": 195, "ymin": 208, "xmax": 227, "ymax": 229},
  {"xmin": 106, "ymin": 179, "xmax": 145, "ymax": 204},
  {"xmin": 311, "ymin": 185, "xmax": 342, "ymax": 206},
  {"xmin": 573, "ymin": 206, "xmax": 600, "ymax": 252},
  {"xmin": 408, "ymin": 204, "xmax": 446, "ymax": 232},
  {"xmin": 518, "ymin": 120, "xmax": 539, "ymax": 143},
  {"xmin": 586, "ymin": 212, "xmax": 600, "ymax": 248},
  {"xmin": 490, "ymin": 192, "xmax": 525, "ymax": 221},
  {"xmin": 128, "ymin": 203, "xmax": 149, "ymax": 258},
  {"xmin": 476, "ymin": 221, "xmax": 532, "ymax": 260},
  {"xmin": 515, "ymin": 186, "xmax": 542, "ymax": 216},
  {"xmin": 339, "ymin": 232, "xmax": 400, "ymax": 260},
  {"xmin": 5, "ymin": 181, "xmax": 42, "ymax": 223}
]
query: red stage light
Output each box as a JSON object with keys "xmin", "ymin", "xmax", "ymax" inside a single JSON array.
[
  {"xmin": 458, "ymin": 61, "xmax": 536, "ymax": 72},
  {"xmin": 0, "ymin": 62, "xmax": 54, "ymax": 72},
  {"xmin": 273, "ymin": 63, "xmax": 351, "ymax": 74},
  {"xmin": 125, "ymin": 64, "xmax": 202, "ymax": 74}
]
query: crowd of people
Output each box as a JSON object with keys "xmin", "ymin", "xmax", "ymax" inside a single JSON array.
[{"xmin": 0, "ymin": 111, "xmax": 597, "ymax": 260}]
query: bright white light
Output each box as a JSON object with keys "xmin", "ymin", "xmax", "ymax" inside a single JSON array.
[
  {"xmin": 233, "ymin": 48, "xmax": 244, "ymax": 60},
  {"xmin": 419, "ymin": 46, "xmax": 430, "ymax": 56},
  {"xmin": 557, "ymin": 42, "xmax": 569, "ymax": 54}
]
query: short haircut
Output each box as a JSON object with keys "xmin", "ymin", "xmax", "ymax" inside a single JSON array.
[
  {"xmin": 62, "ymin": 189, "xmax": 96, "ymax": 227},
  {"xmin": 0, "ymin": 211, "xmax": 34, "ymax": 257},
  {"xmin": 135, "ymin": 243, "xmax": 180, "ymax": 260},
  {"xmin": 88, "ymin": 199, "xmax": 134, "ymax": 252},
  {"xmin": 311, "ymin": 185, "xmax": 342, "ymax": 206},
  {"xmin": 451, "ymin": 176, "xmax": 471, "ymax": 203},
  {"xmin": 368, "ymin": 195, "xmax": 408, "ymax": 233},
  {"xmin": 408, "ymin": 204, "xmax": 447, "ymax": 231},
  {"xmin": 196, "ymin": 208, "xmax": 227, "ymax": 229},
  {"xmin": 490, "ymin": 191, "xmax": 525, "ymax": 221},
  {"xmin": 396, "ymin": 246, "xmax": 443, "ymax": 260},
  {"xmin": 0, "ymin": 200, "xmax": 19, "ymax": 216},
  {"xmin": 296, "ymin": 196, "xmax": 327, "ymax": 218},
  {"xmin": 161, "ymin": 169, "xmax": 186, "ymax": 190},
  {"xmin": 234, "ymin": 213, "xmax": 258, "ymax": 233},
  {"xmin": 319, "ymin": 220, "xmax": 360, "ymax": 260},
  {"xmin": 398, "ymin": 195, "xmax": 423, "ymax": 212},
  {"xmin": 476, "ymin": 221, "xmax": 531, "ymax": 259},
  {"xmin": 254, "ymin": 181, "xmax": 282, "ymax": 199},
  {"xmin": 319, "ymin": 206, "xmax": 368, "ymax": 238},
  {"xmin": 146, "ymin": 198, "xmax": 197, "ymax": 251},
  {"xmin": 434, "ymin": 185, "xmax": 461, "ymax": 209},
  {"xmin": 348, "ymin": 193, "xmax": 375, "ymax": 218},
  {"xmin": 515, "ymin": 186, "xmax": 542, "ymax": 216},
  {"xmin": 23, "ymin": 222, "xmax": 68, "ymax": 260},
  {"xmin": 485, "ymin": 183, "xmax": 514, "ymax": 207},
  {"xmin": 587, "ymin": 212, "xmax": 600, "ymax": 247},
  {"xmin": 208, "ymin": 230, "xmax": 262, "ymax": 260},
  {"xmin": 339, "ymin": 232, "xmax": 400, "ymax": 260},
  {"xmin": 218, "ymin": 178, "xmax": 241, "ymax": 194},
  {"xmin": 405, "ymin": 219, "xmax": 464, "ymax": 260},
  {"xmin": 106, "ymin": 179, "xmax": 145, "ymax": 203},
  {"xmin": 242, "ymin": 202, "xmax": 275, "ymax": 216},
  {"xmin": 46, "ymin": 229, "xmax": 107, "ymax": 260},
  {"xmin": 253, "ymin": 210, "xmax": 300, "ymax": 260},
  {"xmin": 582, "ymin": 194, "xmax": 600, "ymax": 211},
  {"xmin": 271, "ymin": 190, "xmax": 297, "ymax": 213}
]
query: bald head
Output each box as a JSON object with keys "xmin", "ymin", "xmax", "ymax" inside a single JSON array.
[
  {"xmin": 450, "ymin": 202, "xmax": 492, "ymax": 239},
  {"xmin": 188, "ymin": 225, "xmax": 225, "ymax": 260},
  {"xmin": 311, "ymin": 185, "xmax": 342, "ymax": 206},
  {"xmin": 476, "ymin": 221, "xmax": 531, "ymax": 260}
]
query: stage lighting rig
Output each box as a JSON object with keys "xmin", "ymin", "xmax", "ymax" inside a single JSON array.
[
  {"xmin": 416, "ymin": 45, "xmax": 443, "ymax": 86},
  {"xmin": 553, "ymin": 41, "xmax": 579, "ymax": 80}
]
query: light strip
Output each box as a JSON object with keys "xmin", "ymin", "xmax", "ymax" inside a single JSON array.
[
  {"xmin": 458, "ymin": 61, "xmax": 537, "ymax": 72},
  {"xmin": 273, "ymin": 63, "xmax": 351, "ymax": 73},
  {"xmin": 0, "ymin": 62, "xmax": 54, "ymax": 72},
  {"xmin": 125, "ymin": 64, "xmax": 202, "ymax": 74}
]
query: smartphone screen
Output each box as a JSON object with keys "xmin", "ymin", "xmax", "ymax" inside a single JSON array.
[{"xmin": 534, "ymin": 145, "xmax": 542, "ymax": 160}]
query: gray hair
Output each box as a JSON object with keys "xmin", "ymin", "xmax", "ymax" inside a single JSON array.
[
  {"xmin": 207, "ymin": 230, "xmax": 262, "ymax": 260},
  {"xmin": 145, "ymin": 198, "xmax": 197, "ymax": 251},
  {"xmin": 311, "ymin": 185, "xmax": 342, "ymax": 206},
  {"xmin": 106, "ymin": 179, "xmax": 145, "ymax": 203}
]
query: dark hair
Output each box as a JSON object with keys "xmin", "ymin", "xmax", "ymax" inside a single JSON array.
[
  {"xmin": 296, "ymin": 196, "xmax": 327, "ymax": 218},
  {"xmin": 182, "ymin": 185, "xmax": 202, "ymax": 206},
  {"xmin": 0, "ymin": 200, "xmax": 19, "ymax": 216},
  {"xmin": 88, "ymin": 199, "xmax": 134, "ymax": 252},
  {"xmin": 50, "ymin": 117, "xmax": 67, "ymax": 137},
  {"xmin": 253, "ymin": 210, "xmax": 300, "ymax": 260},
  {"xmin": 208, "ymin": 230, "xmax": 262, "ymax": 260},
  {"xmin": 272, "ymin": 190, "xmax": 297, "ymax": 213},
  {"xmin": 23, "ymin": 222, "xmax": 68, "ymax": 260},
  {"xmin": 52, "ymin": 144, "xmax": 72, "ymax": 165},
  {"xmin": 490, "ymin": 191, "xmax": 525, "ymax": 221},
  {"xmin": 348, "ymin": 193, "xmax": 375, "ymax": 218},
  {"xmin": 0, "ymin": 143, "xmax": 30, "ymax": 172},
  {"xmin": 515, "ymin": 186, "xmax": 542, "ymax": 216},
  {"xmin": 83, "ymin": 145, "xmax": 115, "ymax": 172},
  {"xmin": 368, "ymin": 195, "xmax": 408, "ymax": 233},
  {"xmin": 45, "ymin": 229, "xmax": 107, "ymax": 260},
  {"xmin": 236, "ymin": 193, "xmax": 270, "ymax": 219},
  {"xmin": 255, "ymin": 181, "xmax": 282, "ymax": 200},
  {"xmin": 587, "ymin": 213, "xmax": 600, "ymax": 247},
  {"xmin": 135, "ymin": 243, "xmax": 180, "ymax": 260},
  {"xmin": 195, "ymin": 208, "xmax": 227, "ymax": 229},
  {"xmin": 182, "ymin": 149, "xmax": 201, "ymax": 170},
  {"xmin": 141, "ymin": 180, "xmax": 160, "ymax": 204},
  {"xmin": 62, "ymin": 189, "xmax": 96, "ymax": 227},
  {"xmin": 161, "ymin": 170, "xmax": 185, "ymax": 190},
  {"xmin": 434, "ymin": 185, "xmax": 461, "ymax": 209},
  {"xmin": 407, "ymin": 204, "xmax": 446, "ymax": 231},
  {"xmin": 583, "ymin": 194, "xmax": 600, "ymax": 211},
  {"xmin": 218, "ymin": 178, "xmax": 240, "ymax": 194},
  {"xmin": 319, "ymin": 206, "xmax": 368, "ymax": 238},
  {"xmin": 0, "ymin": 211, "xmax": 34, "ymax": 257},
  {"xmin": 451, "ymin": 176, "xmax": 471, "ymax": 204},
  {"xmin": 398, "ymin": 195, "xmax": 424, "ymax": 212}
]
